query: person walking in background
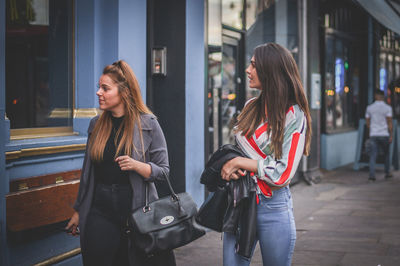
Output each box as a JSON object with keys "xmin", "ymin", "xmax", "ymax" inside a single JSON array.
[
  {"xmin": 220, "ymin": 43, "xmax": 312, "ymax": 266},
  {"xmin": 66, "ymin": 60, "xmax": 176, "ymax": 266},
  {"xmin": 366, "ymin": 89, "xmax": 393, "ymax": 181}
]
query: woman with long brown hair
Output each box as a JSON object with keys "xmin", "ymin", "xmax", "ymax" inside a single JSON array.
[
  {"xmin": 221, "ymin": 43, "xmax": 311, "ymax": 266},
  {"xmin": 66, "ymin": 60, "xmax": 175, "ymax": 265}
]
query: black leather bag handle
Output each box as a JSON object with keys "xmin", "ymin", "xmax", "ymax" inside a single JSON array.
[{"xmin": 143, "ymin": 168, "xmax": 181, "ymax": 213}]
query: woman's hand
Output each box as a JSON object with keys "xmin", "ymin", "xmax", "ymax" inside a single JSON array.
[
  {"xmin": 115, "ymin": 155, "xmax": 137, "ymax": 171},
  {"xmin": 66, "ymin": 211, "xmax": 79, "ymax": 236},
  {"xmin": 221, "ymin": 157, "xmax": 247, "ymax": 181},
  {"xmin": 115, "ymin": 155, "xmax": 152, "ymax": 178}
]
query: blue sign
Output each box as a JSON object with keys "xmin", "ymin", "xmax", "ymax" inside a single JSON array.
[
  {"xmin": 379, "ymin": 68, "xmax": 387, "ymax": 92},
  {"xmin": 335, "ymin": 58, "xmax": 344, "ymax": 93}
]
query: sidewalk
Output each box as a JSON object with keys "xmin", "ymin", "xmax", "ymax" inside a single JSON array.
[{"xmin": 174, "ymin": 166, "xmax": 400, "ymax": 266}]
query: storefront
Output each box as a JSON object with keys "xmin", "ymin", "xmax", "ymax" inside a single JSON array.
[
  {"xmin": 319, "ymin": 0, "xmax": 400, "ymax": 170},
  {"xmin": 1, "ymin": 0, "xmax": 208, "ymax": 263},
  {"xmin": 1, "ymin": 0, "xmax": 399, "ymax": 265},
  {"xmin": 206, "ymin": 0, "xmax": 300, "ymax": 153}
]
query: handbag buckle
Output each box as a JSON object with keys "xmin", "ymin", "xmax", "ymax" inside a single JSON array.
[
  {"xmin": 143, "ymin": 205, "xmax": 151, "ymax": 213},
  {"xmin": 172, "ymin": 194, "xmax": 179, "ymax": 202}
]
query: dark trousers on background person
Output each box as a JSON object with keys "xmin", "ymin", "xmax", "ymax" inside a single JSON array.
[
  {"xmin": 82, "ymin": 183, "xmax": 176, "ymax": 266},
  {"xmin": 369, "ymin": 136, "xmax": 390, "ymax": 179}
]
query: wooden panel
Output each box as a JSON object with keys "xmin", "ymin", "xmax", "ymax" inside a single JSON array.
[
  {"xmin": 6, "ymin": 181, "xmax": 80, "ymax": 232},
  {"xmin": 9, "ymin": 170, "xmax": 81, "ymax": 192},
  {"xmin": 6, "ymin": 169, "xmax": 82, "ymax": 232}
]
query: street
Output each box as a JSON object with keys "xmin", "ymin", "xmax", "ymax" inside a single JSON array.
[{"xmin": 174, "ymin": 166, "xmax": 400, "ymax": 266}]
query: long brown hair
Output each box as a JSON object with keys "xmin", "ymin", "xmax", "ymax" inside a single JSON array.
[
  {"xmin": 89, "ymin": 60, "xmax": 153, "ymax": 161},
  {"xmin": 236, "ymin": 43, "xmax": 311, "ymax": 159}
]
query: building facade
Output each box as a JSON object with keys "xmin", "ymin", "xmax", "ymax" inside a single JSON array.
[{"xmin": 0, "ymin": 0, "xmax": 399, "ymax": 265}]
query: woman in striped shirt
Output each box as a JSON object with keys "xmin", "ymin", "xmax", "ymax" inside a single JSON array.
[{"xmin": 221, "ymin": 43, "xmax": 312, "ymax": 266}]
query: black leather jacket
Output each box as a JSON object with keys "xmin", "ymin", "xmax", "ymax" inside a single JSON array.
[{"xmin": 197, "ymin": 144, "xmax": 257, "ymax": 258}]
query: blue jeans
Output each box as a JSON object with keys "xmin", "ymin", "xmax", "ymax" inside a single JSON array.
[
  {"xmin": 369, "ymin": 136, "xmax": 390, "ymax": 178},
  {"xmin": 223, "ymin": 186, "xmax": 296, "ymax": 266}
]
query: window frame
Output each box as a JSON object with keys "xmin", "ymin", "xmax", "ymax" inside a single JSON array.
[
  {"xmin": 6, "ymin": 0, "xmax": 75, "ymax": 140},
  {"xmin": 322, "ymin": 28, "xmax": 359, "ymax": 134}
]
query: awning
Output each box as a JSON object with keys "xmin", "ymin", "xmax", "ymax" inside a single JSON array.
[{"xmin": 354, "ymin": 0, "xmax": 400, "ymax": 35}]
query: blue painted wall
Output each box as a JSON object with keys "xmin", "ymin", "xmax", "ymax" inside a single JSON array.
[
  {"xmin": 94, "ymin": 0, "xmax": 118, "ymax": 79},
  {"xmin": 321, "ymin": 131, "xmax": 358, "ymax": 170},
  {"xmin": 1, "ymin": 0, "xmax": 10, "ymax": 263},
  {"xmin": 118, "ymin": 0, "xmax": 147, "ymax": 100},
  {"xmin": 74, "ymin": 0, "xmax": 97, "ymax": 135},
  {"xmin": 2, "ymin": 1, "xmax": 148, "ymax": 265},
  {"xmin": 185, "ymin": 0, "xmax": 205, "ymax": 206}
]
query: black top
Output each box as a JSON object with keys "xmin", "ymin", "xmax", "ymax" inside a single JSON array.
[{"xmin": 93, "ymin": 115, "xmax": 130, "ymax": 185}]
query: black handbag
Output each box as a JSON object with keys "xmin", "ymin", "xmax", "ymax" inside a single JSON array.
[
  {"xmin": 130, "ymin": 170, "xmax": 205, "ymax": 255},
  {"xmin": 195, "ymin": 186, "xmax": 228, "ymax": 232}
]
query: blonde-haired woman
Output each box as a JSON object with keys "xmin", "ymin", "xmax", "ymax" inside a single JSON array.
[
  {"xmin": 66, "ymin": 60, "xmax": 176, "ymax": 266},
  {"xmin": 221, "ymin": 43, "xmax": 311, "ymax": 266}
]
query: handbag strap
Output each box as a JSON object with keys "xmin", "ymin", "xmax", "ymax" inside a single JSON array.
[{"xmin": 144, "ymin": 168, "xmax": 180, "ymax": 212}]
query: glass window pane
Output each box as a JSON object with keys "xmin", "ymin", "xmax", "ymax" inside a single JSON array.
[
  {"xmin": 209, "ymin": 0, "xmax": 222, "ymax": 46},
  {"xmin": 244, "ymin": 0, "xmax": 298, "ymax": 101},
  {"xmin": 221, "ymin": 40, "xmax": 238, "ymax": 145},
  {"xmin": 6, "ymin": 0, "xmax": 73, "ymax": 129},
  {"xmin": 222, "ymin": 0, "xmax": 243, "ymax": 29},
  {"xmin": 245, "ymin": 0, "xmax": 272, "ymax": 30}
]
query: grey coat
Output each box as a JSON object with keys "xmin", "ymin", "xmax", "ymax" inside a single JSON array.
[{"xmin": 73, "ymin": 113, "xmax": 169, "ymax": 252}]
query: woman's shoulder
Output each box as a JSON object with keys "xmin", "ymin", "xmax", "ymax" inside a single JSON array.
[
  {"xmin": 285, "ymin": 105, "xmax": 306, "ymax": 128},
  {"xmin": 287, "ymin": 105, "xmax": 305, "ymax": 117},
  {"xmin": 140, "ymin": 113, "xmax": 156, "ymax": 120},
  {"xmin": 87, "ymin": 115, "xmax": 100, "ymax": 134},
  {"xmin": 140, "ymin": 113, "xmax": 158, "ymax": 129},
  {"xmin": 244, "ymin": 97, "xmax": 257, "ymax": 107}
]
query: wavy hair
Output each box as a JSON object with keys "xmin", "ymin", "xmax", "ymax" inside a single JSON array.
[
  {"xmin": 89, "ymin": 60, "xmax": 153, "ymax": 162},
  {"xmin": 236, "ymin": 43, "xmax": 311, "ymax": 159}
]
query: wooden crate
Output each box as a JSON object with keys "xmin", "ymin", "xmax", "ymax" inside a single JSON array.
[{"xmin": 6, "ymin": 170, "xmax": 81, "ymax": 232}]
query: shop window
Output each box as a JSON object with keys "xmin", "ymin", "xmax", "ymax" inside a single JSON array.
[
  {"xmin": 6, "ymin": 0, "xmax": 74, "ymax": 137},
  {"xmin": 379, "ymin": 29, "xmax": 400, "ymax": 120},
  {"xmin": 324, "ymin": 35, "xmax": 358, "ymax": 133},
  {"xmin": 222, "ymin": 0, "xmax": 243, "ymax": 30},
  {"xmin": 245, "ymin": 0, "xmax": 298, "ymax": 100},
  {"xmin": 321, "ymin": 0, "xmax": 363, "ymax": 133}
]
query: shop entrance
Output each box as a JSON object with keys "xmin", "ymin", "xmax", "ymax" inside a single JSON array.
[{"xmin": 209, "ymin": 28, "xmax": 245, "ymax": 154}]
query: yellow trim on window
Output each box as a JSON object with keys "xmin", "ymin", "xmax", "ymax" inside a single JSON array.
[
  {"xmin": 6, "ymin": 144, "xmax": 86, "ymax": 160},
  {"xmin": 9, "ymin": 109, "xmax": 100, "ymax": 140},
  {"xmin": 10, "ymin": 127, "xmax": 77, "ymax": 140},
  {"xmin": 74, "ymin": 108, "xmax": 101, "ymax": 118},
  {"xmin": 48, "ymin": 108, "xmax": 73, "ymax": 118}
]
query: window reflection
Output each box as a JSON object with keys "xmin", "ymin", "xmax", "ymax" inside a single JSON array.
[
  {"xmin": 245, "ymin": 0, "xmax": 298, "ymax": 101},
  {"xmin": 245, "ymin": 0, "xmax": 274, "ymax": 30},
  {"xmin": 222, "ymin": 0, "xmax": 243, "ymax": 29},
  {"xmin": 379, "ymin": 29, "xmax": 400, "ymax": 120},
  {"xmin": 6, "ymin": 0, "xmax": 73, "ymax": 129}
]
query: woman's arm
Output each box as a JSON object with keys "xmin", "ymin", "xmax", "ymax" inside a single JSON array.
[
  {"xmin": 221, "ymin": 157, "xmax": 257, "ymax": 181},
  {"xmin": 257, "ymin": 110, "xmax": 306, "ymax": 187},
  {"xmin": 115, "ymin": 155, "xmax": 152, "ymax": 178},
  {"xmin": 116, "ymin": 116, "xmax": 169, "ymax": 181},
  {"xmin": 73, "ymin": 117, "xmax": 98, "ymax": 211},
  {"xmin": 222, "ymin": 108, "xmax": 307, "ymax": 186}
]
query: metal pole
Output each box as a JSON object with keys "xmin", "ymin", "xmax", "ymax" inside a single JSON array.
[{"xmin": 300, "ymin": 0, "xmax": 308, "ymax": 173}]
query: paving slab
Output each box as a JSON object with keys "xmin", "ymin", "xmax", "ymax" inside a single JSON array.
[
  {"xmin": 292, "ymin": 251, "xmax": 344, "ymax": 266},
  {"xmin": 174, "ymin": 166, "xmax": 400, "ymax": 265},
  {"xmin": 294, "ymin": 239, "xmax": 389, "ymax": 255},
  {"xmin": 340, "ymin": 253, "xmax": 400, "ymax": 266}
]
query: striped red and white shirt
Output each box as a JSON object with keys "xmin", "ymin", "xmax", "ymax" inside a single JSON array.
[{"xmin": 236, "ymin": 102, "xmax": 307, "ymax": 198}]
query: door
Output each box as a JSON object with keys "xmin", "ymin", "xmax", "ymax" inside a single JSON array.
[
  {"xmin": 219, "ymin": 29, "xmax": 244, "ymax": 146},
  {"xmin": 208, "ymin": 28, "xmax": 245, "ymax": 154}
]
